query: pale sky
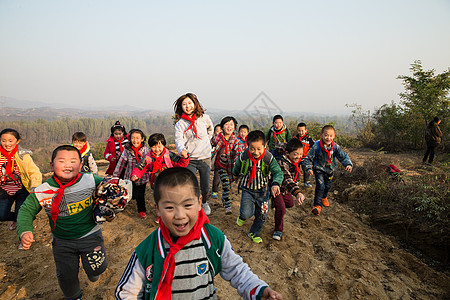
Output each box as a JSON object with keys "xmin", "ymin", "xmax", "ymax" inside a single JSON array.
[{"xmin": 1, "ymin": 0, "xmax": 449, "ymax": 114}]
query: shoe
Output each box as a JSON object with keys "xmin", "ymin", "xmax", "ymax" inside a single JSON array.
[
  {"xmin": 225, "ymin": 207, "xmax": 232, "ymax": 215},
  {"xmin": 304, "ymin": 182, "xmax": 312, "ymax": 188},
  {"xmin": 202, "ymin": 202, "xmax": 211, "ymax": 215},
  {"xmin": 211, "ymin": 192, "xmax": 218, "ymax": 199},
  {"xmin": 322, "ymin": 198, "xmax": 329, "ymax": 207},
  {"xmin": 272, "ymin": 231, "xmax": 283, "ymax": 241},
  {"xmin": 8, "ymin": 221, "xmax": 16, "ymax": 230},
  {"xmin": 248, "ymin": 233, "xmax": 262, "ymax": 243},
  {"xmin": 139, "ymin": 212, "xmax": 147, "ymax": 218},
  {"xmin": 312, "ymin": 205, "xmax": 321, "ymax": 215},
  {"xmin": 236, "ymin": 216, "xmax": 245, "ymax": 226},
  {"xmin": 88, "ymin": 275, "xmax": 100, "ymax": 282}
]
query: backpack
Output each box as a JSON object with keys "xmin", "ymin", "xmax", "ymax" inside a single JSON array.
[{"xmin": 239, "ymin": 149, "xmax": 273, "ymax": 177}]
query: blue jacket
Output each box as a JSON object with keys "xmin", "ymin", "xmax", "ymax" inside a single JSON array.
[{"xmin": 303, "ymin": 140, "xmax": 352, "ymax": 174}]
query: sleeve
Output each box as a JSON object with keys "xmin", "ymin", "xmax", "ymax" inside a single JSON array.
[
  {"xmin": 232, "ymin": 154, "xmax": 243, "ymax": 177},
  {"xmin": 89, "ymin": 153, "xmax": 98, "ymax": 175},
  {"xmin": 115, "ymin": 251, "xmax": 146, "ymax": 300},
  {"xmin": 104, "ymin": 140, "xmax": 113, "ymax": 161},
  {"xmin": 286, "ymin": 129, "xmax": 292, "ymax": 141},
  {"xmin": 231, "ymin": 139, "xmax": 244, "ymax": 163},
  {"xmin": 174, "ymin": 120, "xmax": 187, "ymax": 155},
  {"xmin": 131, "ymin": 155, "xmax": 151, "ymax": 181},
  {"xmin": 269, "ymin": 157, "xmax": 283, "ymax": 187},
  {"xmin": 211, "ymin": 138, "xmax": 223, "ymax": 158},
  {"xmin": 302, "ymin": 143, "xmax": 316, "ymax": 171},
  {"xmin": 22, "ymin": 154, "xmax": 42, "ymax": 189},
  {"xmin": 279, "ymin": 160, "xmax": 301, "ymax": 196},
  {"xmin": 220, "ymin": 236, "xmax": 268, "ymax": 300},
  {"xmin": 205, "ymin": 115, "xmax": 214, "ymax": 139},
  {"xmin": 113, "ymin": 151, "xmax": 128, "ymax": 177},
  {"xmin": 265, "ymin": 128, "xmax": 271, "ymax": 145},
  {"xmin": 334, "ymin": 145, "xmax": 353, "ymax": 167},
  {"xmin": 170, "ymin": 151, "xmax": 190, "ymax": 168},
  {"xmin": 16, "ymin": 193, "xmax": 42, "ymax": 240},
  {"xmin": 93, "ymin": 174, "xmax": 104, "ymax": 186}
]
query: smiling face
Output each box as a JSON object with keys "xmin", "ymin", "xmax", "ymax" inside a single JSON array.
[
  {"xmin": 297, "ymin": 126, "xmax": 307, "ymax": 137},
  {"xmin": 287, "ymin": 148, "xmax": 303, "ymax": 163},
  {"xmin": 321, "ymin": 128, "xmax": 336, "ymax": 146},
  {"xmin": 222, "ymin": 120, "xmax": 235, "ymax": 137},
  {"xmin": 130, "ymin": 132, "xmax": 144, "ymax": 148},
  {"xmin": 1, "ymin": 133, "xmax": 20, "ymax": 153},
  {"xmin": 113, "ymin": 129, "xmax": 124, "ymax": 141},
  {"xmin": 239, "ymin": 128, "xmax": 249, "ymax": 139},
  {"xmin": 248, "ymin": 140, "xmax": 265, "ymax": 159},
  {"xmin": 72, "ymin": 140, "xmax": 86, "ymax": 151},
  {"xmin": 181, "ymin": 97, "xmax": 196, "ymax": 116},
  {"xmin": 151, "ymin": 141, "xmax": 165, "ymax": 157},
  {"xmin": 273, "ymin": 119, "xmax": 284, "ymax": 131},
  {"xmin": 51, "ymin": 150, "xmax": 82, "ymax": 184},
  {"xmin": 155, "ymin": 184, "xmax": 202, "ymax": 237}
]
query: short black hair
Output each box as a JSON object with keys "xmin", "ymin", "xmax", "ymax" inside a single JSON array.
[
  {"xmin": 72, "ymin": 132, "xmax": 87, "ymax": 142},
  {"xmin": 0, "ymin": 128, "xmax": 21, "ymax": 141},
  {"xmin": 154, "ymin": 167, "xmax": 200, "ymax": 204},
  {"xmin": 286, "ymin": 138, "xmax": 303, "ymax": 153},
  {"xmin": 297, "ymin": 122, "xmax": 307, "ymax": 128},
  {"xmin": 273, "ymin": 115, "xmax": 283, "ymax": 123},
  {"xmin": 220, "ymin": 116, "xmax": 237, "ymax": 130},
  {"xmin": 238, "ymin": 125, "xmax": 249, "ymax": 132},
  {"xmin": 51, "ymin": 145, "xmax": 81, "ymax": 162},
  {"xmin": 247, "ymin": 130, "xmax": 266, "ymax": 145},
  {"xmin": 321, "ymin": 125, "xmax": 335, "ymax": 134},
  {"xmin": 148, "ymin": 133, "xmax": 166, "ymax": 147}
]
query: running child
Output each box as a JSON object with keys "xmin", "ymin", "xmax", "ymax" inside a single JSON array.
[
  {"xmin": 303, "ymin": 125, "xmax": 352, "ymax": 215},
  {"xmin": 174, "ymin": 93, "xmax": 214, "ymax": 215},
  {"xmin": 294, "ymin": 122, "xmax": 315, "ymax": 187},
  {"xmin": 114, "ymin": 129, "xmax": 150, "ymax": 218},
  {"xmin": 0, "ymin": 129, "xmax": 42, "ymax": 230},
  {"xmin": 211, "ymin": 124, "xmax": 222, "ymax": 200},
  {"xmin": 131, "ymin": 133, "xmax": 190, "ymax": 188},
  {"xmin": 272, "ymin": 139, "xmax": 305, "ymax": 241},
  {"xmin": 211, "ymin": 116, "xmax": 244, "ymax": 214},
  {"xmin": 72, "ymin": 131, "xmax": 98, "ymax": 175},
  {"xmin": 104, "ymin": 121, "xmax": 129, "ymax": 176},
  {"xmin": 17, "ymin": 145, "xmax": 114, "ymax": 300},
  {"xmin": 115, "ymin": 167, "xmax": 283, "ymax": 300},
  {"xmin": 237, "ymin": 124, "xmax": 249, "ymax": 150},
  {"xmin": 233, "ymin": 130, "xmax": 283, "ymax": 244},
  {"xmin": 266, "ymin": 115, "xmax": 292, "ymax": 152}
]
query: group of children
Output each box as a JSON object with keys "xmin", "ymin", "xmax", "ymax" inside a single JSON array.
[{"xmin": 1, "ymin": 92, "xmax": 354, "ymax": 299}]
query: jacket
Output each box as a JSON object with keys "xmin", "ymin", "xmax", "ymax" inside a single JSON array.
[
  {"xmin": 303, "ymin": 140, "xmax": 352, "ymax": 175},
  {"xmin": 0, "ymin": 148, "xmax": 42, "ymax": 192},
  {"xmin": 174, "ymin": 114, "xmax": 214, "ymax": 160}
]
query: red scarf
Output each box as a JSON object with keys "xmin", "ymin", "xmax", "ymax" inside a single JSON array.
[
  {"xmin": 298, "ymin": 133, "xmax": 308, "ymax": 141},
  {"xmin": 237, "ymin": 135, "xmax": 247, "ymax": 148},
  {"xmin": 49, "ymin": 173, "xmax": 81, "ymax": 230},
  {"xmin": 131, "ymin": 145, "xmax": 143, "ymax": 161},
  {"xmin": 114, "ymin": 136, "xmax": 125, "ymax": 156},
  {"xmin": 150, "ymin": 148, "xmax": 167, "ymax": 184},
  {"xmin": 272, "ymin": 126, "xmax": 286, "ymax": 142},
  {"xmin": 319, "ymin": 139, "xmax": 335, "ymax": 164},
  {"xmin": 156, "ymin": 209, "xmax": 209, "ymax": 300},
  {"xmin": 288, "ymin": 157, "xmax": 301, "ymax": 181},
  {"xmin": 181, "ymin": 113, "xmax": 200, "ymax": 139},
  {"xmin": 248, "ymin": 149, "xmax": 265, "ymax": 188},
  {"xmin": 220, "ymin": 133, "xmax": 230, "ymax": 158},
  {"xmin": 0, "ymin": 145, "xmax": 18, "ymax": 180},
  {"xmin": 79, "ymin": 142, "xmax": 88, "ymax": 157}
]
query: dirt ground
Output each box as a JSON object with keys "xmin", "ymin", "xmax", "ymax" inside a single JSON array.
[{"xmin": 1, "ymin": 149, "xmax": 449, "ymax": 299}]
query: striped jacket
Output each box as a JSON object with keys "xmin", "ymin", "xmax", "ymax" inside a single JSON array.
[
  {"xmin": 113, "ymin": 145, "xmax": 150, "ymax": 185},
  {"xmin": 211, "ymin": 132, "xmax": 243, "ymax": 180}
]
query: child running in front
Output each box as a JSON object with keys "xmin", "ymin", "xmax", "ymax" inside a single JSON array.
[
  {"xmin": 104, "ymin": 121, "xmax": 129, "ymax": 176},
  {"xmin": 211, "ymin": 116, "xmax": 244, "ymax": 214},
  {"xmin": 173, "ymin": 93, "xmax": 214, "ymax": 215},
  {"xmin": 0, "ymin": 128, "xmax": 42, "ymax": 230},
  {"xmin": 114, "ymin": 129, "xmax": 150, "ymax": 218},
  {"xmin": 233, "ymin": 130, "xmax": 283, "ymax": 244},
  {"xmin": 115, "ymin": 167, "xmax": 283, "ymax": 300},
  {"xmin": 72, "ymin": 131, "xmax": 98, "ymax": 175},
  {"xmin": 266, "ymin": 115, "xmax": 292, "ymax": 152},
  {"xmin": 294, "ymin": 122, "xmax": 315, "ymax": 188},
  {"xmin": 131, "ymin": 133, "xmax": 190, "ymax": 189},
  {"xmin": 272, "ymin": 139, "xmax": 305, "ymax": 241},
  {"xmin": 303, "ymin": 125, "xmax": 352, "ymax": 215}
]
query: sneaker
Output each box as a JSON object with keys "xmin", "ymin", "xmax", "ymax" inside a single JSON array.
[
  {"xmin": 211, "ymin": 192, "xmax": 218, "ymax": 199},
  {"xmin": 139, "ymin": 212, "xmax": 147, "ymax": 219},
  {"xmin": 225, "ymin": 207, "xmax": 232, "ymax": 215},
  {"xmin": 304, "ymin": 182, "xmax": 312, "ymax": 188},
  {"xmin": 322, "ymin": 197, "xmax": 330, "ymax": 207},
  {"xmin": 236, "ymin": 216, "xmax": 245, "ymax": 226},
  {"xmin": 272, "ymin": 231, "xmax": 283, "ymax": 241},
  {"xmin": 312, "ymin": 205, "xmax": 321, "ymax": 215},
  {"xmin": 202, "ymin": 202, "xmax": 211, "ymax": 215},
  {"xmin": 248, "ymin": 233, "xmax": 262, "ymax": 243}
]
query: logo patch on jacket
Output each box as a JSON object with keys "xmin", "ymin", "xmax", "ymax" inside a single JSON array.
[
  {"xmin": 196, "ymin": 263, "xmax": 208, "ymax": 276},
  {"xmin": 146, "ymin": 264, "xmax": 154, "ymax": 282}
]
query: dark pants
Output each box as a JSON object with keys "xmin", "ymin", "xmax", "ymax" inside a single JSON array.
[
  {"xmin": 239, "ymin": 187, "xmax": 270, "ymax": 236},
  {"xmin": 212, "ymin": 169, "xmax": 220, "ymax": 193},
  {"xmin": 218, "ymin": 169, "xmax": 231, "ymax": 208},
  {"xmin": 0, "ymin": 187, "xmax": 29, "ymax": 221},
  {"xmin": 273, "ymin": 192, "xmax": 294, "ymax": 232},
  {"xmin": 186, "ymin": 158, "xmax": 211, "ymax": 204},
  {"xmin": 313, "ymin": 170, "xmax": 333, "ymax": 207},
  {"xmin": 132, "ymin": 183, "xmax": 147, "ymax": 213},
  {"xmin": 301, "ymin": 164, "xmax": 310, "ymax": 183},
  {"xmin": 423, "ymin": 143, "xmax": 437, "ymax": 164},
  {"xmin": 52, "ymin": 230, "xmax": 108, "ymax": 299}
]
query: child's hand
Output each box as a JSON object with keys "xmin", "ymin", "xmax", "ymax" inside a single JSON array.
[
  {"xmin": 20, "ymin": 232, "xmax": 35, "ymax": 250},
  {"xmin": 308, "ymin": 170, "xmax": 314, "ymax": 176},
  {"xmin": 131, "ymin": 175, "xmax": 139, "ymax": 182},
  {"xmin": 180, "ymin": 150, "xmax": 188, "ymax": 159},
  {"xmin": 271, "ymin": 185, "xmax": 280, "ymax": 198},
  {"xmin": 111, "ymin": 157, "xmax": 116, "ymax": 162},
  {"xmin": 346, "ymin": 166, "xmax": 352, "ymax": 173},
  {"xmin": 262, "ymin": 287, "xmax": 283, "ymax": 299},
  {"xmin": 296, "ymin": 193, "xmax": 305, "ymax": 205}
]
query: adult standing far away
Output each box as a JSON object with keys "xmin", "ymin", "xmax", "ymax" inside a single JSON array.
[{"xmin": 423, "ymin": 116, "xmax": 442, "ymax": 165}]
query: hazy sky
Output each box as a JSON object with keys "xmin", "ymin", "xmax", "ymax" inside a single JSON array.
[{"xmin": 1, "ymin": 0, "xmax": 449, "ymax": 114}]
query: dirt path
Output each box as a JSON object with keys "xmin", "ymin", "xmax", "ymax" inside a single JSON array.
[{"xmin": 1, "ymin": 150, "xmax": 449, "ymax": 299}]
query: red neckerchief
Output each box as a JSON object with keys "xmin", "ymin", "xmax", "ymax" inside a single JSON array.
[
  {"xmin": 114, "ymin": 136, "xmax": 125, "ymax": 156},
  {"xmin": 248, "ymin": 149, "xmax": 265, "ymax": 188},
  {"xmin": 0, "ymin": 145, "xmax": 18, "ymax": 180},
  {"xmin": 48, "ymin": 173, "xmax": 81, "ymax": 230},
  {"xmin": 319, "ymin": 139, "xmax": 335, "ymax": 164},
  {"xmin": 79, "ymin": 142, "xmax": 88, "ymax": 157},
  {"xmin": 220, "ymin": 133, "xmax": 231, "ymax": 159},
  {"xmin": 181, "ymin": 113, "xmax": 200, "ymax": 139},
  {"xmin": 298, "ymin": 133, "xmax": 308, "ymax": 141},
  {"xmin": 150, "ymin": 148, "xmax": 167, "ymax": 184},
  {"xmin": 237, "ymin": 135, "xmax": 247, "ymax": 148},
  {"xmin": 272, "ymin": 126, "xmax": 286, "ymax": 142},
  {"xmin": 156, "ymin": 209, "xmax": 209, "ymax": 300},
  {"xmin": 131, "ymin": 145, "xmax": 143, "ymax": 161},
  {"xmin": 287, "ymin": 157, "xmax": 301, "ymax": 181}
]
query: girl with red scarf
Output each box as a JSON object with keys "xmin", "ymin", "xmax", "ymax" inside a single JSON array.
[
  {"xmin": 113, "ymin": 129, "xmax": 150, "ymax": 218},
  {"xmin": 0, "ymin": 128, "xmax": 42, "ymax": 230},
  {"xmin": 104, "ymin": 120, "xmax": 129, "ymax": 176}
]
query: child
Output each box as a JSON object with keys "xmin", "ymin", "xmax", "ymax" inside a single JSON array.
[
  {"xmin": 294, "ymin": 122, "xmax": 315, "ymax": 188},
  {"xmin": 131, "ymin": 133, "xmax": 190, "ymax": 188},
  {"xmin": 17, "ymin": 145, "xmax": 113, "ymax": 300},
  {"xmin": 104, "ymin": 121, "xmax": 129, "ymax": 176},
  {"xmin": 114, "ymin": 129, "xmax": 150, "ymax": 218},
  {"xmin": 115, "ymin": 167, "xmax": 283, "ymax": 300},
  {"xmin": 266, "ymin": 115, "xmax": 292, "ymax": 151},
  {"xmin": 210, "ymin": 124, "xmax": 222, "ymax": 200},
  {"xmin": 233, "ymin": 130, "xmax": 283, "ymax": 243},
  {"xmin": 211, "ymin": 116, "xmax": 244, "ymax": 214},
  {"xmin": 72, "ymin": 131, "xmax": 98, "ymax": 175},
  {"xmin": 174, "ymin": 93, "xmax": 214, "ymax": 215},
  {"xmin": 272, "ymin": 139, "xmax": 305, "ymax": 240},
  {"xmin": 237, "ymin": 124, "xmax": 249, "ymax": 150},
  {"xmin": 303, "ymin": 125, "xmax": 353, "ymax": 215},
  {"xmin": 0, "ymin": 129, "xmax": 42, "ymax": 230}
]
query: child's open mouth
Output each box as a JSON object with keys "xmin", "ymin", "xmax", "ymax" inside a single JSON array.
[{"xmin": 174, "ymin": 222, "xmax": 188, "ymax": 231}]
